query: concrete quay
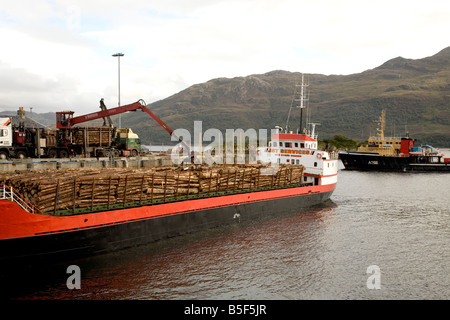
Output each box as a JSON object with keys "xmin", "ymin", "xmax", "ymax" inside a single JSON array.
[{"xmin": 0, "ymin": 156, "xmax": 174, "ymax": 173}]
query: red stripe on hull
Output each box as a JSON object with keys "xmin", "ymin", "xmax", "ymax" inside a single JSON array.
[{"xmin": 0, "ymin": 183, "xmax": 336, "ymax": 240}]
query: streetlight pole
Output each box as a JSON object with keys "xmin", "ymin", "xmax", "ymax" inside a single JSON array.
[{"xmin": 112, "ymin": 53, "xmax": 124, "ymax": 128}]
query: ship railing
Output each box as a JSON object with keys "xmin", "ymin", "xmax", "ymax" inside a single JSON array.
[
  {"xmin": 367, "ymin": 136, "xmax": 404, "ymax": 141},
  {"xmin": 0, "ymin": 184, "xmax": 43, "ymax": 215},
  {"xmin": 329, "ymin": 152, "xmax": 339, "ymax": 160}
]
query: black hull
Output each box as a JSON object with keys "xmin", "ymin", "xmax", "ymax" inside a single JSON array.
[
  {"xmin": 0, "ymin": 189, "xmax": 334, "ymax": 265},
  {"xmin": 339, "ymin": 152, "xmax": 450, "ymax": 172}
]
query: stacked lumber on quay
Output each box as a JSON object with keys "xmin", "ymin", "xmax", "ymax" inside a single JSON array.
[{"xmin": 0, "ymin": 164, "xmax": 304, "ymax": 214}]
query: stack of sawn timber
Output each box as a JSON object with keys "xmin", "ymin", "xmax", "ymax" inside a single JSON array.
[{"xmin": 0, "ymin": 164, "xmax": 304, "ymax": 214}]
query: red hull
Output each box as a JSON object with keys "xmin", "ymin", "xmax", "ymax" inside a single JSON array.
[{"xmin": 1, "ymin": 183, "xmax": 335, "ymax": 240}]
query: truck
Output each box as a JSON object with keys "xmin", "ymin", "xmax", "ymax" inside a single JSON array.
[
  {"xmin": 0, "ymin": 115, "xmax": 66, "ymax": 160},
  {"xmin": 0, "ymin": 99, "xmax": 182, "ymax": 160}
]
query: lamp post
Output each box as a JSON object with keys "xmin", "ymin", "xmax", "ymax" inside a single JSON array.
[{"xmin": 112, "ymin": 53, "xmax": 124, "ymax": 128}]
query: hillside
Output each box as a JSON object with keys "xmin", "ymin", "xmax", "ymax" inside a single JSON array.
[
  {"xmin": 119, "ymin": 46, "xmax": 450, "ymax": 147},
  {"xmin": 5, "ymin": 47, "xmax": 449, "ymax": 147}
]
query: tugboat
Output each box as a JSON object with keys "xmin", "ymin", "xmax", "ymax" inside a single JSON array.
[
  {"xmin": 339, "ymin": 110, "xmax": 450, "ymax": 172},
  {"xmin": 257, "ymin": 74, "xmax": 339, "ymax": 186}
]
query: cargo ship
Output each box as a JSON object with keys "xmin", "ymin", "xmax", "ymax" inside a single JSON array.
[
  {"xmin": 339, "ymin": 110, "xmax": 450, "ymax": 172},
  {"xmin": 0, "ymin": 80, "xmax": 337, "ymax": 263},
  {"xmin": 0, "ymin": 164, "xmax": 336, "ymax": 263}
]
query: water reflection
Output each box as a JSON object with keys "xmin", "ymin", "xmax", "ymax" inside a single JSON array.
[{"xmin": 7, "ymin": 168, "xmax": 450, "ymax": 299}]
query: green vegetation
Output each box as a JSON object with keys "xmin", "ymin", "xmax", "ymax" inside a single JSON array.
[{"xmin": 319, "ymin": 135, "xmax": 363, "ymax": 151}]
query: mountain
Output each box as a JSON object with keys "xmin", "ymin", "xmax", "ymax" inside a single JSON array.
[
  {"xmin": 119, "ymin": 46, "xmax": 450, "ymax": 147},
  {"xmin": 6, "ymin": 47, "xmax": 450, "ymax": 147}
]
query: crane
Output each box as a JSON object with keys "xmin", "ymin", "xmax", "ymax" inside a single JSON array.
[{"xmin": 56, "ymin": 99, "xmax": 189, "ymax": 151}]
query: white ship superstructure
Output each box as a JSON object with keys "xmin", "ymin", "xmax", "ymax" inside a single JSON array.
[{"xmin": 257, "ymin": 74, "xmax": 338, "ymax": 187}]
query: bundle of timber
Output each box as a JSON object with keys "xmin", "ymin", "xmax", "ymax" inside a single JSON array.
[
  {"xmin": 72, "ymin": 127, "xmax": 114, "ymax": 147},
  {"xmin": 0, "ymin": 164, "xmax": 304, "ymax": 214}
]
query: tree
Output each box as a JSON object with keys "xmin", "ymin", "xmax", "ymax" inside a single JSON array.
[{"xmin": 319, "ymin": 135, "xmax": 362, "ymax": 151}]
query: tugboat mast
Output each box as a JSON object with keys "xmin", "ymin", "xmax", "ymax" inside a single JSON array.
[{"xmin": 377, "ymin": 110, "xmax": 386, "ymax": 141}]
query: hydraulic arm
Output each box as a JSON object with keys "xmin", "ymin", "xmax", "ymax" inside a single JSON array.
[{"xmin": 56, "ymin": 99, "xmax": 188, "ymax": 150}]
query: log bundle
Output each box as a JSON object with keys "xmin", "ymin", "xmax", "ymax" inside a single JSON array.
[
  {"xmin": 0, "ymin": 164, "xmax": 304, "ymax": 214},
  {"xmin": 72, "ymin": 127, "xmax": 114, "ymax": 147}
]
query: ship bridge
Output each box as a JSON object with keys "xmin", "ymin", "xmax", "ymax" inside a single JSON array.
[{"xmin": 270, "ymin": 133, "xmax": 318, "ymax": 150}]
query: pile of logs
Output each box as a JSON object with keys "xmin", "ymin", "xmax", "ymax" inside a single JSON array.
[
  {"xmin": 0, "ymin": 164, "xmax": 304, "ymax": 214},
  {"xmin": 72, "ymin": 127, "xmax": 114, "ymax": 147}
]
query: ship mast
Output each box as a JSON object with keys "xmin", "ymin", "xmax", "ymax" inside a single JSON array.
[
  {"xmin": 296, "ymin": 74, "xmax": 309, "ymax": 134},
  {"xmin": 377, "ymin": 110, "xmax": 386, "ymax": 140},
  {"xmin": 285, "ymin": 74, "xmax": 310, "ymax": 134}
]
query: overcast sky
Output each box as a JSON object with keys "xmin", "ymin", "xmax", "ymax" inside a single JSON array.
[{"xmin": 1, "ymin": 0, "xmax": 449, "ymax": 114}]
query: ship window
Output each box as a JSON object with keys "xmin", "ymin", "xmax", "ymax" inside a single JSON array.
[
  {"xmin": 272, "ymin": 142, "xmax": 277, "ymax": 147},
  {"xmin": 279, "ymin": 142, "xmax": 283, "ymax": 147},
  {"xmin": 0, "ymin": 129, "xmax": 4, "ymax": 137},
  {"xmin": 285, "ymin": 142, "xmax": 292, "ymax": 148},
  {"xmin": 295, "ymin": 142, "xmax": 298, "ymax": 148},
  {"xmin": 314, "ymin": 162, "xmax": 317, "ymax": 167},
  {"xmin": 304, "ymin": 177, "xmax": 307, "ymax": 182},
  {"xmin": 301, "ymin": 143, "xmax": 305, "ymax": 148}
]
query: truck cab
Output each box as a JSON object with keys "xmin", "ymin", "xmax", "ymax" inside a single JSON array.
[
  {"xmin": 0, "ymin": 118, "xmax": 13, "ymax": 159},
  {"xmin": 0, "ymin": 118, "xmax": 12, "ymax": 146},
  {"xmin": 0, "ymin": 117, "xmax": 28, "ymax": 159},
  {"xmin": 56, "ymin": 111, "xmax": 75, "ymax": 129},
  {"xmin": 116, "ymin": 128, "xmax": 141, "ymax": 157}
]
